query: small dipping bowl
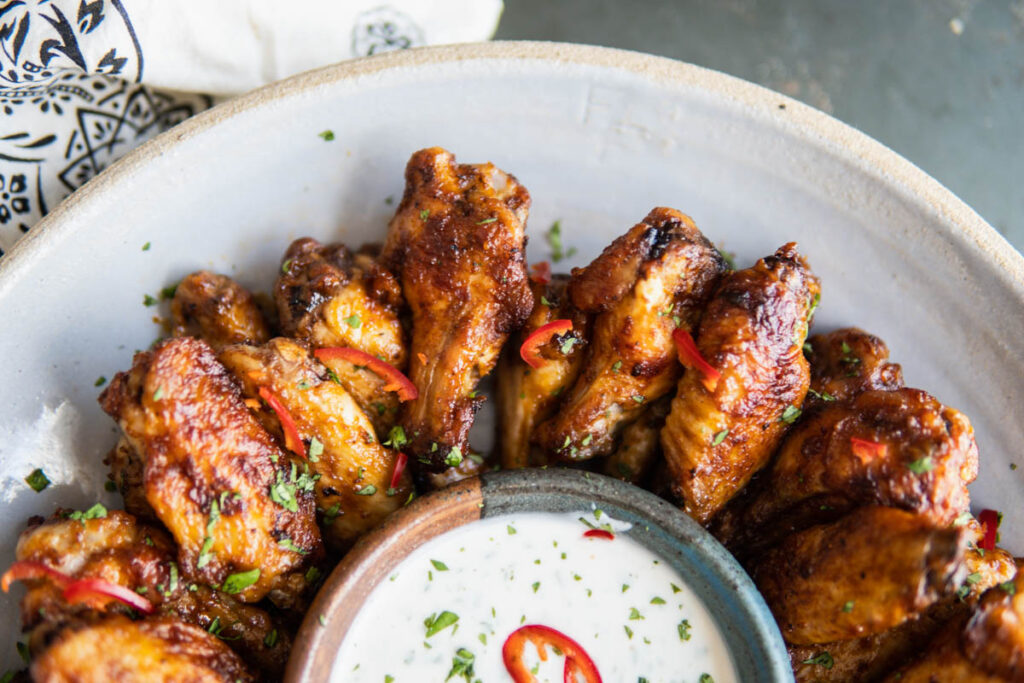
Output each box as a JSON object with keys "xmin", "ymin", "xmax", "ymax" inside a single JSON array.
[{"xmin": 285, "ymin": 468, "xmax": 791, "ymax": 681}]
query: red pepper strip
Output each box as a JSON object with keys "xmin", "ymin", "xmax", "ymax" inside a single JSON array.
[
  {"xmin": 850, "ymin": 437, "xmax": 887, "ymax": 463},
  {"xmin": 63, "ymin": 578, "xmax": 153, "ymax": 614},
  {"xmin": 389, "ymin": 452, "xmax": 408, "ymax": 491},
  {"xmin": 530, "ymin": 261, "xmax": 552, "ymax": 285},
  {"xmin": 314, "ymin": 347, "xmax": 418, "ymax": 402},
  {"xmin": 672, "ymin": 327, "xmax": 720, "ymax": 392},
  {"xmin": 978, "ymin": 509, "xmax": 1001, "ymax": 551},
  {"xmin": 258, "ymin": 386, "xmax": 307, "ymax": 459},
  {"xmin": 502, "ymin": 624, "xmax": 602, "ymax": 683},
  {"xmin": 1, "ymin": 560, "xmax": 72, "ymax": 593},
  {"xmin": 520, "ymin": 320, "xmax": 574, "ymax": 369},
  {"xmin": 583, "ymin": 529, "xmax": 615, "ymax": 540}
]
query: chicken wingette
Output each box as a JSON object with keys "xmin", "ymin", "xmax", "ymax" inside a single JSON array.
[
  {"xmin": 99, "ymin": 337, "xmax": 322, "ymax": 605},
  {"xmin": 170, "ymin": 271, "xmax": 271, "ymax": 349},
  {"xmin": 275, "ymin": 237, "xmax": 407, "ymax": 434},
  {"xmin": 713, "ymin": 387, "xmax": 978, "ymax": 555},
  {"xmin": 533, "ymin": 207, "xmax": 724, "ymax": 461},
  {"xmin": 496, "ymin": 274, "xmax": 589, "ymax": 469},
  {"xmin": 753, "ymin": 506, "xmax": 967, "ymax": 646},
  {"xmin": 381, "ymin": 147, "xmax": 533, "ymax": 471},
  {"xmin": 601, "ymin": 396, "xmax": 671, "ymax": 485},
  {"xmin": 804, "ymin": 327, "xmax": 904, "ymax": 409},
  {"xmin": 661, "ymin": 243, "xmax": 820, "ymax": 525},
  {"xmin": 219, "ymin": 338, "xmax": 412, "ymax": 550}
]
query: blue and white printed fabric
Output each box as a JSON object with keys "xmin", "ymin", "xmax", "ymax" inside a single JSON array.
[{"xmin": 0, "ymin": 0, "xmax": 503, "ymax": 254}]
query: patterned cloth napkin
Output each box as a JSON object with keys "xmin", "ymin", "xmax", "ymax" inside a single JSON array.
[{"xmin": 0, "ymin": 0, "xmax": 503, "ymax": 254}]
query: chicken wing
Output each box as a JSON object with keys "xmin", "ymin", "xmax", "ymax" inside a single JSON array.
[
  {"xmin": 104, "ymin": 436, "xmax": 156, "ymax": 522},
  {"xmin": 99, "ymin": 337, "xmax": 322, "ymax": 605},
  {"xmin": 661, "ymin": 243, "xmax": 820, "ymax": 525},
  {"xmin": 753, "ymin": 506, "xmax": 967, "ymax": 645},
  {"xmin": 381, "ymin": 147, "xmax": 533, "ymax": 471},
  {"xmin": 533, "ymin": 207, "xmax": 724, "ymax": 461},
  {"xmin": 496, "ymin": 275, "xmax": 589, "ymax": 469},
  {"xmin": 31, "ymin": 615, "xmax": 254, "ymax": 683},
  {"xmin": 804, "ymin": 327, "xmax": 903, "ymax": 409},
  {"xmin": 275, "ymin": 237, "xmax": 407, "ymax": 434},
  {"xmin": 713, "ymin": 387, "xmax": 978, "ymax": 555},
  {"xmin": 218, "ymin": 338, "xmax": 412, "ymax": 551},
  {"xmin": 170, "ymin": 271, "xmax": 271, "ymax": 349},
  {"xmin": 601, "ymin": 396, "xmax": 671, "ymax": 484}
]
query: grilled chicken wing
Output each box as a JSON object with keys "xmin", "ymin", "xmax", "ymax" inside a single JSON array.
[
  {"xmin": 105, "ymin": 437, "xmax": 156, "ymax": 522},
  {"xmin": 99, "ymin": 337, "xmax": 322, "ymax": 605},
  {"xmin": 754, "ymin": 506, "xmax": 967, "ymax": 645},
  {"xmin": 713, "ymin": 387, "xmax": 978, "ymax": 555},
  {"xmin": 170, "ymin": 271, "xmax": 271, "ymax": 349},
  {"xmin": 32, "ymin": 615, "xmax": 253, "ymax": 683},
  {"xmin": 602, "ymin": 396, "xmax": 671, "ymax": 484},
  {"xmin": 661, "ymin": 243, "xmax": 820, "ymax": 525},
  {"xmin": 533, "ymin": 208, "xmax": 724, "ymax": 461},
  {"xmin": 275, "ymin": 237, "xmax": 407, "ymax": 434},
  {"xmin": 883, "ymin": 571, "xmax": 1024, "ymax": 682},
  {"xmin": 496, "ymin": 275, "xmax": 589, "ymax": 469},
  {"xmin": 218, "ymin": 338, "xmax": 412, "ymax": 550},
  {"xmin": 805, "ymin": 327, "xmax": 904, "ymax": 408},
  {"xmin": 381, "ymin": 147, "xmax": 533, "ymax": 471}
]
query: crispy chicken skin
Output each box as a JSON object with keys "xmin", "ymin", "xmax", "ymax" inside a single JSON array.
[
  {"xmin": 805, "ymin": 327, "xmax": 904, "ymax": 408},
  {"xmin": 13, "ymin": 511, "xmax": 292, "ymax": 677},
  {"xmin": 754, "ymin": 506, "xmax": 968, "ymax": 645},
  {"xmin": 170, "ymin": 271, "xmax": 271, "ymax": 349},
  {"xmin": 602, "ymin": 396, "xmax": 671, "ymax": 484},
  {"xmin": 496, "ymin": 275, "xmax": 589, "ymax": 469},
  {"xmin": 381, "ymin": 147, "xmax": 533, "ymax": 471},
  {"xmin": 219, "ymin": 338, "xmax": 412, "ymax": 551},
  {"xmin": 883, "ymin": 571, "xmax": 1024, "ymax": 682},
  {"xmin": 104, "ymin": 437, "xmax": 156, "ymax": 522},
  {"xmin": 275, "ymin": 237, "xmax": 407, "ymax": 433},
  {"xmin": 661, "ymin": 243, "xmax": 820, "ymax": 525},
  {"xmin": 713, "ymin": 387, "xmax": 978, "ymax": 554},
  {"xmin": 533, "ymin": 208, "xmax": 724, "ymax": 461},
  {"xmin": 32, "ymin": 615, "xmax": 253, "ymax": 683},
  {"xmin": 99, "ymin": 337, "xmax": 322, "ymax": 605}
]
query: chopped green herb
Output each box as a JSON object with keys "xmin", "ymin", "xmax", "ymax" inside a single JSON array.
[
  {"xmin": 319, "ymin": 614, "xmax": 327, "ymax": 626},
  {"xmin": 965, "ymin": 572, "xmax": 982, "ymax": 585},
  {"xmin": 308, "ymin": 436, "xmax": 324, "ymax": 460},
  {"xmin": 671, "ymin": 582, "xmax": 682, "ymax": 594},
  {"xmin": 264, "ymin": 629, "xmax": 279, "ymax": 648},
  {"xmin": 1001, "ymin": 580, "xmax": 1017, "ymax": 595},
  {"xmin": 507, "ymin": 524, "xmax": 517, "ymax": 535},
  {"xmin": 476, "ymin": 217, "xmax": 497, "ymax": 225},
  {"xmin": 420, "ymin": 209, "xmax": 430, "ymax": 220},
  {"xmin": 624, "ymin": 625, "xmax": 634, "ymax": 639},
  {"xmin": 344, "ymin": 314, "xmax": 362, "ymax": 328},
  {"xmin": 385, "ymin": 676, "xmax": 394, "ymax": 683},
  {"xmin": 700, "ymin": 675, "xmax": 715, "ymax": 683},
  {"xmin": 631, "ymin": 394, "xmax": 645, "ymax": 403},
  {"xmin": 25, "ymin": 468, "xmax": 50, "ymax": 493},
  {"xmin": 532, "ymin": 581, "xmax": 540, "ymax": 593},
  {"xmin": 222, "ymin": 568, "xmax": 261, "ymax": 594},
  {"xmin": 152, "ymin": 386, "xmax": 164, "ymax": 401},
  {"xmin": 802, "ymin": 651, "xmax": 834, "ymax": 669},
  {"xmin": 545, "ymin": 220, "xmax": 576, "ymax": 262},
  {"xmin": 780, "ymin": 405, "xmax": 802, "ymax": 424},
  {"xmin": 650, "ymin": 596, "xmax": 666, "ymax": 605},
  {"xmin": 319, "ymin": 130, "xmax": 335, "ymax": 141},
  {"xmin": 355, "ymin": 484, "xmax": 377, "ymax": 496},
  {"xmin": 622, "ymin": 584, "xmax": 630, "ymax": 593},
  {"xmin": 94, "ymin": 376, "xmax": 107, "ymax": 387},
  {"xmin": 807, "ymin": 292, "xmax": 821, "ymax": 323},
  {"xmin": 540, "ymin": 296, "xmax": 553, "ymax": 307},
  {"xmin": 278, "ymin": 537, "xmax": 308, "ymax": 555},
  {"xmin": 16, "ymin": 641, "xmax": 29, "ymax": 664},
  {"xmin": 142, "ymin": 242, "xmax": 151, "ymax": 251},
  {"xmin": 68, "ymin": 503, "xmax": 107, "ymax": 523},
  {"xmin": 197, "ymin": 536, "xmax": 215, "ymax": 568},
  {"xmin": 842, "ymin": 601, "xmax": 854, "ymax": 613},
  {"xmin": 305, "ymin": 566, "xmax": 322, "ymax": 583},
  {"xmin": 559, "ymin": 335, "xmax": 580, "ymax": 354},
  {"xmin": 628, "ymin": 607, "xmax": 644, "ymax": 620},
  {"xmin": 160, "ymin": 284, "xmax": 178, "ymax": 300},
  {"xmin": 678, "ymin": 619, "xmax": 692, "ymax": 641},
  {"xmin": 612, "ymin": 360, "xmax": 623, "ymax": 373},
  {"xmin": 424, "ymin": 610, "xmax": 459, "ymax": 637},
  {"xmin": 445, "ymin": 446, "xmax": 463, "ymax": 467},
  {"xmin": 384, "ymin": 425, "xmax": 408, "ymax": 450},
  {"xmin": 712, "ymin": 429, "xmax": 729, "ymax": 446},
  {"xmin": 907, "ymin": 456, "xmax": 935, "ymax": 474},
  {"xmin": 431, "ymin": 559, "xmax": 449, "ymax": 571},
  {"xmin": 143, "ymin": 294, "xmax": 158, "ymax": 307}
]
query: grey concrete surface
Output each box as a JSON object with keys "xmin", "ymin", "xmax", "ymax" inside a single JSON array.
[{"xmin": 496, "ymin": 0, "xmax": 1024, "ymax": 250}]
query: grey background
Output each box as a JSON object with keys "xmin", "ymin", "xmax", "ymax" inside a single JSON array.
[{"xmin": 496, "ymin": 0, "xmax": 1024, "ymax": 250}]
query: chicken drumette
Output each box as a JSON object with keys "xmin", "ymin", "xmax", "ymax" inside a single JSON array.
[{"xmin": 170, "ymin": 271, "xmax": 271, "ymax": 349}]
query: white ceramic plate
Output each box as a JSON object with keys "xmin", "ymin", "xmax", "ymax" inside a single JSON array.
[{"xmin": 1, "ymin": 42, "xmax": 1022, "ymax": 668}]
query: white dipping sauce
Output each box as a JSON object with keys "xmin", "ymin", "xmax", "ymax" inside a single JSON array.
[{"xmin": 333, "ymin": 511, "xmax": 737, "ymax": 682}]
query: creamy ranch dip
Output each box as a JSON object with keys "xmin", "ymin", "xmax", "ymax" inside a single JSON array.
[{"xmin": 333, "ymin": 510, "xmax": 737, "ymax": 682}]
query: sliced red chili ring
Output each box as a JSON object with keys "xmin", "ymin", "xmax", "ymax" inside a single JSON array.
[
  {"xmin": 978, "ymin": 508, "xmax": 1001, "ymax": 551},
  {"xmin": 520, "ymin": 320, "xmax": 574, "ymax": 369},
  {"xmin": 1, "ymin": 560, "xmax": 72, "ymax": 593},
  {"xmin": 258, "ymin": 386, "xmax": 307, "ymax": 459},
  {"xmin": 63, "ymin": 577, "xmax": 154, "ymax": 614},
  {"xmin": 314, "ymin": 347, "xmax": 418, "ymax": 402},
  {"xmin": 389, "ymin": 452, "xmax": 408, "ymax": 491},
  {"xmin": 582, "ymin": 529, "xmax": 615, "ymax": 540},
  {"xmin": 502, "ymin": 624, "xmax": 602, "ymax": 683},
  {"xmin": 849, "ymin": 437, "xmax": 887, "ymax": 462},
  {"xmin": 672, "ymin": 327, "xmax": 720, "ymax": 392}
]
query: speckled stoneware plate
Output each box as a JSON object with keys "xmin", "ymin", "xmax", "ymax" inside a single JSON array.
[
  {"xmin": 284, "ymin": 469, "xmax": 791, "ymax": 681},
  {"xmin": 1, "ymin": 41, "xmax": 1023, "ymax": 671}
]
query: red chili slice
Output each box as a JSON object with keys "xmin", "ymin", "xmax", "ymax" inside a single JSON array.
[
  {"xmin": 530, "ymin": 261, "xmax": 552, "ymax": 285},
  {"xmin": 520, "ymin": 320, "xmax": 574, "ymax": 369},
  {"xmin": 63, "ymin": 578, "xmax": 153, "ymax": 614},
  {"xmin": 978, "ymin": 509, "xmax": 1001, "ymax": 551},
  {"xmin": 583, "ymin": 529, "xmax": 614, "ymax": 540},
  {"xmin": 389, "ymin": 452, "xmax": 408, "ymax": 491},
  {"xmin": 1, "ymin": 560, "xmax": 72, "ymax": 592},
  {"xmin": 850, "ymin": 437, "xmax": 887, "ymax": 463},
  {"xmin": 314, "ymin": 347, "xmax": 418, "ymax": 402},
  {"xmin": 502, "ymin": 624, "xmax": 602, "ymax": 683},
  {"xmin": 258, "ymin": 386, "xmax": 307, "ymax": 459},
  {"xmin": 672, "ymin": 327, "xmax": 720, "ymax": 392}
]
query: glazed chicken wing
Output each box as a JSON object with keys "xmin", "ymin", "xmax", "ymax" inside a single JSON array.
[
  {"xmin": 661, "ymin": 243, "xmax": 820, "ymax": 525},
  {"xmin": 713, "ymin": 387, "xmax": 978, "ymax": 555},
  {"xmin": 275, "ymin": 237, "xmax": 407, "ymax": 434},
  {"xmin": 805, "ymin": 327, "xmax": 903, "ymax": 409},
  {"xmin": 381, "ymin": 147, "xmax": 533, "ymax": 471},
  {"xmin": 601, "ymin": 396, "xmax": 671, "ymax": 484},
  {"xmin": 171, "ymin": 271, "xmax": 271, "ymax": 349},
  {"xmin": 533, "ymin": 207, "xmax": 724, "ymax": 461},
  {"xmin": 218, "ymin": 338, "xmax": 412, "ymax": 551},
  {"xmin": 32, "ymin": 615, "xmax": 253, "ymax": 683},
  {"xmin": 753, "ymin": 506, "xmax": 967, "ymax": 646},
  {"xmin": 496, "ymin": 275, "xmax": 589, "ymax": 469},
  {"xmin": 99, "ymin": 337, "xmax": 322, "ymax": 605}
]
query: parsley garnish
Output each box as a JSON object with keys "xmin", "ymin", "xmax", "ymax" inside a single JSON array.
[
  {"xmin": 445, "ymin": 446, "xmax": 463, "ymax": 467},
  {"xmin": 318, "ymin": 130, "xmax": 335, "ymax": 141},
  {"xmin": 712, "ymin": 429, "xmax": 729, "ymax": 446},
  {"xmin": 612, "ymin": 360, "xmax": 622, "ymax": 373},
  {"xmin": 807, "ymin": 292, "xmax": 821, "ymax": 323},
  {"xmin": 278, "ymin": 537, "xmax": 308, "ymax": 555},
  {"xmin": 222, "ymin": 568, "xmax": 261, "ymax": 594},
  {"xmin": 197, "ymin": 536, "xmax": 215, "ymax": 568},
  {"xmin": 842, "ymin": 601, "xmax": 854, "ymax": 612},
  {"xmin": 94, "ymin": 375, "xmax": 107, "ymax": 387},
  {"xmin": 68, "ymin": 503, "xmax": 107, "ymax": 523},
  {"xmin": 780, "ymin": 405, "xmax": 801, "ymax": 424},
  {"xmin": 446, "ymin": 647, "xmax": 475, "ymax": 681},
  {"xmin": 678, "ymin": 619, "xmax": 692, "ymax": 641},
  {"xmin": 476, "ymin": 217, "xmax": 497, "ymax": 225},
  {"xmin": 355, "ymin": 484, "xmax": 377, "ymax": 496},
  {"xmin": 1001, "ymin": 580, "xmax": 1017, "ymax": 595},
  {"xmin": 802, "ymin": 651, "xmax": 834, "ymax": 669},
  {"xmin": 25, "ymin": 468, "xmax": 50, "ymax": 493},
  {"xmin": 907, "ymin": 456, "xmax": 934, "ymax": 474},
  {"xmin": 344, "ymin": 314, "xmax": 361, "ymax": 328},
  {"xmin": 420, "ymin": 209, "xmax": 430, "ymax": 220},
  {"xmin": 143, "ymin": 294, "xmax": 158, "ymax": 307},
  {"xmin": 281, "ymin": 258, "xmax": 293, "ymax": 274},
  {"xmin": 384, "ymin": 425, "xmax": 408, "ymax": 449},
  {"xmin": 308, "ymin": 437, "xmax": 324, "ymax": 460},
  {"xmin": 431, "ymin": 559, "xmax": 449, "ymax": 571},
  {"xmin": 559, "ymin": 335, "xmax": 580, "ymax": 354},
  {"xmin": 424, "ymin": 610, "xmax": 459, "ymax": 637},
  {"xmin": 264, "ymin": 629, "xmax": 279, "ymax": 648},
  {"xmin": 546, "ymin": 220, "xmax": 577, "ymax": 262}
]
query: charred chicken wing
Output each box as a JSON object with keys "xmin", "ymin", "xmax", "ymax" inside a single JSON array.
[
  {"xmin": 171, "ymin": 271, "xmax": 271, "ymax": 349},
  {"xmin": 381, "ymin": 147, "xmax": 533, "ymax": 471},
  {"xmin": 661, "ymin": 243, "xmax": 820, "ymax": 525},
  {"xmin": 804, "ymin": 327, "xmax": 904, "ymax": 409}
]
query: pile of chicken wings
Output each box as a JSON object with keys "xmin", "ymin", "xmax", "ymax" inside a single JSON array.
[{"xmin": 5, "ymin": 147, "xmax": 1021, "ymax": 682}]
